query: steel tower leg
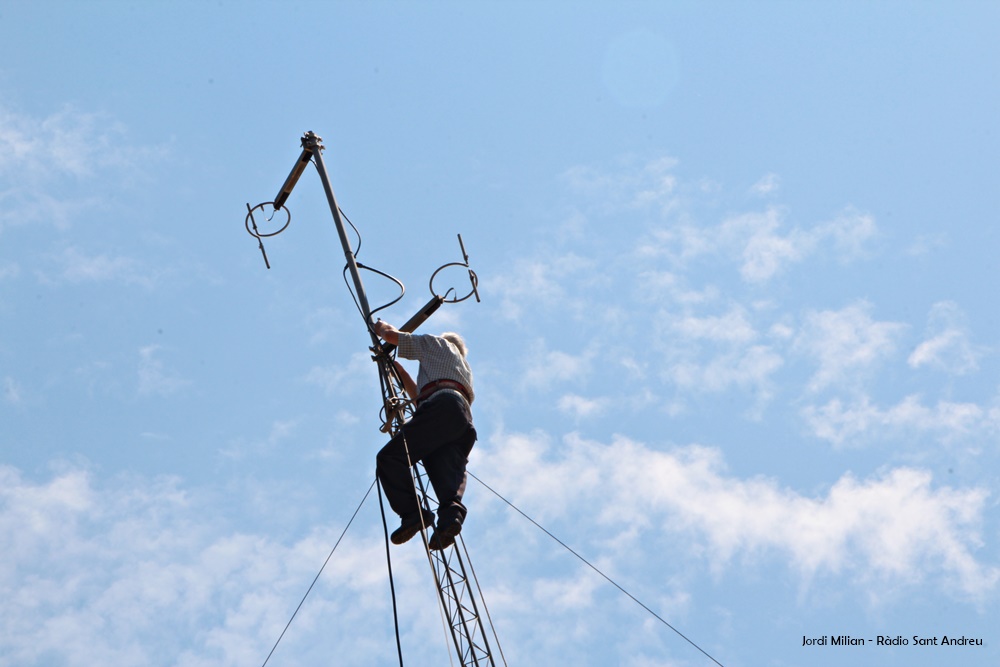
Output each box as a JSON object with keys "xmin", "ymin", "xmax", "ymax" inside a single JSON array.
[{"xmin": 412, "ymin": 465, "xmax": 497, "ymax": 666}]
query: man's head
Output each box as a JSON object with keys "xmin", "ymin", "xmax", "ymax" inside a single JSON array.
[{"xmin": 441, "ymin": 332, "xmax": 467, "ymax": 358}]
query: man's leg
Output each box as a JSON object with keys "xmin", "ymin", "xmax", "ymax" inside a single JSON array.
[
  {"xmin": 376, "ymin": 430, "xmax": 424, "ymax": 520},
  {"xmin": 422, "ymin": 427, "xmax": 475, "ymax": 525},
  {"xmin": 421, "ymin": 394, "xmax": 477, "ymax": 550},
  {"xmin": 376, "ymin": 393, "xmax": 471, "ymax": 524}
]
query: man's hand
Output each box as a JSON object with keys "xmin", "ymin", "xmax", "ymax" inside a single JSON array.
[{"xmin": 373, "ymin": 319, "xmax": 400, "ymax": 345}]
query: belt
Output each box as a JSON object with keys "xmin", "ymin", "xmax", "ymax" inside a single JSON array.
[{"xmin": 417, "ymin": 379, "xmax": 471, "ymax": 405}]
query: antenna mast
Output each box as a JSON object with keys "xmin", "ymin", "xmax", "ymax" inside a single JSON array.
[{"xmin": 245, "ymin": 132, "xmax": 500, "ymax": 666}]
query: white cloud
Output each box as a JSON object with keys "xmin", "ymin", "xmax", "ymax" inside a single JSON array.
[
  {"xmin": 646, "ymin": 305, "xmax": 782, "ymax": 410},
  {"xmin": 635, "ymin": 222, "xmax": 714, "ymax": 268},
  {"xmin": 0, "ymin": 188, "xmax": 101, "ymax": 231},
  {"xmin": 557, "ymin": 393, "xmax": 607, "ymax": 419},
  {"xmin": 725, "ymin": 208, "xmax": 876, "ymax": 283},
  {"xmin": 562, "ymin": 156, "xmax": 679, "ymax": 213},
  {"xmin": 303, "ymin": 350, "xmax": 381, "ymax": 397},
  {"xmin": 908, "ymin": 301, "xmax": 983, "ymax": 375},
  {"xmin": 722, "ymin": 208, "xmax": 812, "ymax": 282},
  {"xmin": 794, "ymin": 301, "xmax": 906, "ymax": 391},
  {"xmin": 40, "ymin": 246, "xmax": 150, "ymax": 287},
  {"xmin": 484, "ymin": 253, "xmax": 595, "ymax": 322},
  {"xmin": 0, "ymin": 106, "xmax": 134, "ymax": 180},
  {"xmin": 634, "ymin": 270, "xmax": 718, "ymax": 306},
  {"xmin": 666, "ymin": 345, "xmax": 782, "ymax": 399},
  {"xmin": 520, "ymin": 340, "xmax": 593, "ymax": 391},
  {"xmin": 749, "ymin": 172, "xmax": 781, "ymax": 196},
  {"xmin": 477, "ymin": 431, "xmax": 999, "ymax": 599},
  {"xmin": 803, "ymin": 394, "xmax": 1000, "ymax": 447},
  {"xmin": 0, "ymin": 465, "xmax": 426, "ymax": 667},
  {"xmin": 532, "ymin": 567, "xmax": 603, "ymax": 611},
  {"xmin": 220, "ymin": 419, "xmax": 300, "ymax": 460},
  {"xmin": 0, "ymin": 106, "xmax": 164, "ymax": 232},
  {"xmin": 905, "ymin": 232, "xmax": 948, "ymax": 257},
  {"xmin": 818, "ymin": 210, "xmax": 878, "ymax": 259},
  {"xmin": 3, "ymin": 376, "xmax": 22, "ymax": 405},
  {"xmin": 634, "ymin": 205, "xmax": 878, "ymax": 284},
  {"xmin": 138, "ymin": 345, "xmax": 189, "ymax": 397},
  {"xmin": 672, "ymin": 307, "xmax": 757, "ymax": 344}
]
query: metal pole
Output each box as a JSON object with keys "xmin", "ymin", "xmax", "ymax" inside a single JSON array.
[{"xmin": 303, "ymin": 132, "xmax": 380, "ymax": 344}]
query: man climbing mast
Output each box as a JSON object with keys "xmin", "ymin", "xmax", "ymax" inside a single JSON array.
[{"xmin": 373, "ymin": 319, "xmax": 477, "ymax": 551}]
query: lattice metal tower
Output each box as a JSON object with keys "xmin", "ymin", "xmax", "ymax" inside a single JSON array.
[{"xmin": 246, "ymin": 132, "xmax": 501, "ymax": 666}]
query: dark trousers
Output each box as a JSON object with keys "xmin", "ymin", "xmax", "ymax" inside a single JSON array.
[{"xmin": 376, "ymin": 391, "xmax": 477, "ymax": 523}]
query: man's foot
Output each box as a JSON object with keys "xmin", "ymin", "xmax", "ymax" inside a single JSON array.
[
  {"xmin": 390, "ymin": 509, "xmax": 436, "ymax": 545},
  {"xmin": 428, "ymin": 516, "xmax": 462, "ymax": 551}
]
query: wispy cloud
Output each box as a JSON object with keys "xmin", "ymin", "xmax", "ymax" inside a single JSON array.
[
  {"xmin": 0, "ymin": 105, "xmax": 163, "ymax": 232},
  {"xmin": 727, "ymin": 208, "xmax": 877, "ymax": 282},
  {"xmin": 794, "ymin": 301, "xmax": 906, "ymax": 391},
  {"xmin": 304, "ymin": 351, "xmax": 381, "ymax": 397},
  {"xmin": 644, "ymin": 304, "xmax": 784, "ymax": 412},
  {"xmin": 0, "ymin": 465, "xmax": 417, "ymax": 667},
  {"xmin": 137, "ymin": 345, "xmax": 189, "ymax": 397},
  {"xmin": 636, "ymin": 206, "xmax": 877, "ymax": 283},
  {"xmin": 724, "ymin": 208, "xmax": 811, "ymax": 282},
  {"xmin": 0, "ymin": 106, "xmax": 131, "ymax": 179},
  {"xmin": 665, "ymin": 345, "xmax": 783, "ymax": 407},
  {"xmin": 905, "ymin": 232, "xmax": 948, "ymax": 257},
  {"xmin": 478, "ymin": 431, "xmax": 999, "ymax": 599},
  {"xmin": 908, "ymin": 301, "xmax": 984, "ymax": 375},
  {"xmin": 520, "ymin": 339, "xmax": 593, "ymax": 391},
  {"xmin": 671, "ymin": 307, "xmax": 757, "ymax": 344},
  {"xmin": 484, "ymin": 253, "xmax": 596, "ymax": 322},
  {"xmin": 562, "ymin": 156, "xmax": 679, "ymax": 214},
  {"xmin": 220, "ymin": 419, "xmax": 301, "ymax": 460},
  {"xmin": 803, "ymin": 394, "xmax": 1000, "ymax": 447},
  {"xmin": 38, "ymin": 246, "xmax": 151, "ymax": 287},
  {"xmin": 634, "ymin": 269, "xmax": 718, "ymax": 306},
  {"xmin": 557, "ymin": 393, "xmax": 607, "ymax": 419},
  {"xmin": 3, "ymin": 376, "xmax": 22, "ymax": 405},
  {"xmin": 749, "ymin": 172, "xmax": 781, "ymax": 196}
]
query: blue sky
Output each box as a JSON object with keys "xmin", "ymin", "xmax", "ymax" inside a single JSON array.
[{"xmin": 2, "ymin": 1, "xmax": 999, "ymax": 666}]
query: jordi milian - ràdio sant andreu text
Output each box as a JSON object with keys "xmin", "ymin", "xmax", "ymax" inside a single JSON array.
[{"xmin": 802, "ymin": 635, "xmax": 984, "ymax": 647}]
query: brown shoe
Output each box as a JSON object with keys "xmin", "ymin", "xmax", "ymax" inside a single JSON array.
[
  {"xmin": 428, "ymin": 518, "xmax": 462, "ymax": 551},
  {"xmin": 391, "ymin": 509, "xmax": 435, "ymax": 545}
]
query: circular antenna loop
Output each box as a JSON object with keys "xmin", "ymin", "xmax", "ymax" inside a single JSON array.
[
  {"xmin": 429, "ymin": 263, "xmax": 479, "ymax": 303},
  {"xmin": 245, "ymin": 202, "xmax": 291, "ymax": 239}
]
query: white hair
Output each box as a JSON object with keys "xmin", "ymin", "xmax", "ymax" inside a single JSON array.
[{"xmin": 441, "ymin": 332, "xmax": 467, "ymax": 357}]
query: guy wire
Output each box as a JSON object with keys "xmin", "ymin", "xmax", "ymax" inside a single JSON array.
[
  {"xmin": 259, "ymin": 479, "xmax": 376, "ymax": 667},
  {"xmin": 468, "ymin": 471, "xmax": 727, "ymax": 667}
]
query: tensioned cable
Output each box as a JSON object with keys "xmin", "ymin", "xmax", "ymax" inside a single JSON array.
[
  {"xmin": 468, "ymin": 472, "xmax": 726, "ymax": 667},
  {"xmin": 376, "ymin": 477, "xmax": 406, "ymax": 667},
  {"xmin": 259, "ymin": 479, "xmax": 376, "ymax": 667}
]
